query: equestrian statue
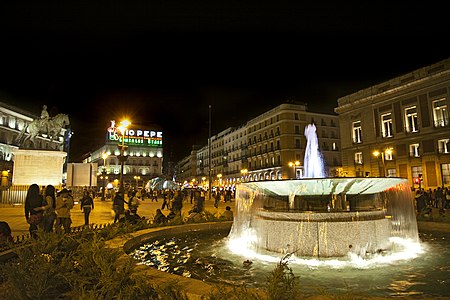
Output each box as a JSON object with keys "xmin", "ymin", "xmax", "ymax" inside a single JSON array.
[{"xmin": 15, "ymin": 105, "xmax": 70, "ymax": 147}]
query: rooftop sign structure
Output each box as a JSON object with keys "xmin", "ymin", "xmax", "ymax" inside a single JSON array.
[{"xmin": 107, "ymin": 120, "xmax": 162, "ymax": 147}]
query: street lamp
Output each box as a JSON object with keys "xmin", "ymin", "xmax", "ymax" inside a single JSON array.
[
  {"xmin": 118, "ymin": 119, "xmax": 131, "ymax": 189},
  {"xmin": 134, "ymin": 175, "xmax": 140, "ymax": 188},
  {"xmin": 201, "ymin": 176, "xmax": 206, "ymax": 188},
  {"xmin": 101, "ymin": 152, "xmax": 109, "ymax": 201},
  {"xmin": 240, "ymin": 168, "xmax": 248, "ymax": 182},
  {"xmin": 288, "ymin": 161, "xmax": 300, "ymax": 179},
  {"xmin": 373, "ymin": 148, "xmax": 393, "ymax": 177}
]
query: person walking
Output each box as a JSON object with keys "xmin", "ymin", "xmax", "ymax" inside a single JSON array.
[
  {"xmin": 42, "ymin": 185, "xmax": 57, "ymax": 233},
  {"xmin": 80, "ymin": 190, "xmax": 94, "ymax": 226},
  {"xmin": 112, "ymin": 188, "xmax": 127, "ymax": 223},
  {"xmin": 24, "ymin": 183, "xmax": 46, "ymax": 238},
  {"xmin": 55, "ymin": 188, "xmax": 74, "ymax": 234}
]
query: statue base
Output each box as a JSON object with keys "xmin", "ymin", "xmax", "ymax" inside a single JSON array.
[{"xmin": 12, "ymin": 149, "xmax": 67, "ymax": 186}]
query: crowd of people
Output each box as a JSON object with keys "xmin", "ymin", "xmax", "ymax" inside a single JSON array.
[
  {"xmin": 414, "ymin": 186, "xmax": 450, "ymax": 216},
  {"xmin": 1, "ymin": 184, "xmax": 235, "ymax": 242}
]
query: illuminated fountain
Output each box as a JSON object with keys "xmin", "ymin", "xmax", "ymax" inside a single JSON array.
[
  {"xmin": 227, "ymin": 124, "xmax": 420, "ymax": 258},
  {"xmin": 130, "ymin": 124, "xmax": 439, "ymax": 297}
]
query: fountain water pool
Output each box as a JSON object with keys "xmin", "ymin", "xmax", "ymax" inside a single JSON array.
[{"xmin": 129, "ymin": 225, "xmax": 449, "ymax": 298}]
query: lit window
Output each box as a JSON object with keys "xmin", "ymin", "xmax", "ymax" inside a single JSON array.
[
  {"xmin": 386, "ymin": 169, "xmax": 396, "ymax": 177},
  {"xmin": 381, "ymin": 113, "xmax": 393, "ymax": 138},
  {"xmin": 411, "ymin": 166, "xmax": 422, "ymax": 180},
  {"xmin": 385, "ymin": 148, "xmax": 394, "ymax": 160},
  {"xmin": 352, "ymin": 121, "xmax": 362, "ymax": 143},
  {"xmin": 355, "ymin": 152, "xmax": 363, "ymax": 164},
  {"xmin": 433, "ymin": 98, "xmax": 449, "ymax": 127},
  {"xmin": 409, "ymin": 143, "xmax": 420, "ymax": 157},
  {"xmin": 438, "ymin": 139, "xmax": 450, "ymax": 154},
  {"xmin": 442, "ymin": 163, "xmax": 450, "ymax": 185},
  {"xmin": 332, "ymin": 142, "xmax": 337, "ymax": 151},
  {"xmin": 405, "ymin": 106, "xmax": 418, "ymax": 133}
]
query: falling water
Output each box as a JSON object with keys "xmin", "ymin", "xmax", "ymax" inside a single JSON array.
[
  {"xmin": 228, "ymin": 178, "xmax": 420, "ymax": 258},
  {"xmin": 304, "ymin": 123, "xmax": 326, "ymax": 178}
]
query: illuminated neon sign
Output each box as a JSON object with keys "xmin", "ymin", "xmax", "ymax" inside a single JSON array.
[{"xmin": 107, "ymin": 120, "xmax": 162, "ymax": 147}]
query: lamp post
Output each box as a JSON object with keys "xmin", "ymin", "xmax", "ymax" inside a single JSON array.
[
  {"xmin": 134, "ymin": 175, "xmax": 140, "ymax": 188},
  {"xmin": 217, "ymin": 173, "xmax": 222, "ymax": 186},
  {"xmin": 118, "ymin": 119, "xmax": 130, "ymax": 189},
  {"xmin": 373, "ymin": 148, "xmax": 393, "ymax": 177},
  {"xmin": 288, "ymin": 161, "xmax": 300, "ymax": 179},
  {"xmin": 101, "ymin": 152, "xmax": 109, "ymax": 201}
]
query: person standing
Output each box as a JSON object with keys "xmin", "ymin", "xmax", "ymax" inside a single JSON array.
[
  {"xmin": 161, "ymin": 191, "xmax": 170, "ymax": 210},
  {"xmin": 42, "ymin": 185, "xmax": 57, "ymax": 233},
  {"xmin": 55, "ymin": 188, "xmax": 74, "ymax": 234},
  {"xmin": 112, "ymin": 188, "xmax": 127, "ymax": 223},
  {"xmin": 127, "ymin": 190, "xmax": 140, "ymax": 214},
  {"xmin": 80, "ymin": 190, "xmax": 94, "ymax": 226},
  {"xmin": 24, "ymin": 184, "xmax": 46, "ymax": 238},
  {"xmin": 213, "ymin": 191, "xmax": 220, "ymax": 208}
]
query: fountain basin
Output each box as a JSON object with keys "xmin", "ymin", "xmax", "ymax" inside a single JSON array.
[
  {"xmin": 255, "ymin": 210, "xmax": 390, "ymax": 256},
  {"xmin": 230, "ymin": 177, "xmax": 419, "ymax": 257}
]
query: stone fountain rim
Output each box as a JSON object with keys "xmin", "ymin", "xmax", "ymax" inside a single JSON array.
[{"xmin": 105, "ymin": 221, "xmax": 234, "ymax": 299}]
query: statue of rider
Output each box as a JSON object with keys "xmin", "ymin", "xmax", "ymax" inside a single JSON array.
[{"xmin": 40, "ymin": 105, "xmax": 50, "ymax": 134}]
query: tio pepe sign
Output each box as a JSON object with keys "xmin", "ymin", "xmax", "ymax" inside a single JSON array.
[{"xmin": 107, "ymin": 120, "xmax": 162, "ymax": 147}]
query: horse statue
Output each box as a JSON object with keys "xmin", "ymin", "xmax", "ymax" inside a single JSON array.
[{"xmin": 15, "ymin": 113, "xmax": 70, "ymax": 146}]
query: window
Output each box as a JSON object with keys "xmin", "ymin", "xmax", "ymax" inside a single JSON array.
[
  {"xmin": 295, "ymin": 125, "xmax": 300, "ymax": 134},
  {"xmin": 295, "ymin": 139, "xmax": 300, "ymax": 148},
  {"xmin": 433, "ymin": 98, "xmax": 449, "ymax": 127},
  {"xmin": 441, "ymin": 163, "xmax": 450, "ymax": 185},
  {"xmin": 332, "ymin": 142, "xmax": 337, "ymax": 151},
  {"xmin": 385, "ymin": 148, "xmax": 393, "ymax": 160},
  {"xmin": 381, "ymin": 113, "xmax": 393, "ymax": 138},
  {"xmin": 355, "ymin": 152, "xmax": 363, "ymax": 164},
  {"xmin": 352, "ymin": 121, "xmax": 362, "ymax": 143},
  {"xmin": 410, "ymin": 143, "xmax": 420, "ymax": 157},
  {"xmin": 438, "ymin": 139, "xmax": 450, "ymax": 154},
  {"xmin": 405, "ymin": 106, "xmax": 418, "ymax": 133},
  {"xmin": 411, "ymin": 166, "xmax": 422, "ymax": 180},
  {"xmin": 294, "ymin": 113, "xmax": 299, "ymax": 120},
  {"xmin": 387, "ymin": 169, "xmax": 396, "ymax": 177}
]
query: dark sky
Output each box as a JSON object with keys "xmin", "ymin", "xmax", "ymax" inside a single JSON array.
[{"xmin": 0, "ymin": 2, "xmax": 449, "ymax": 164}]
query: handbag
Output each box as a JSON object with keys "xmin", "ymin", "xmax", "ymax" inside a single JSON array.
[{"xmin": 28, "ymin": 213, "xmax": 43, "ymax": 225}]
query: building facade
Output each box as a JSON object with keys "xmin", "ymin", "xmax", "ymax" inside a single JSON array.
[
  {"xmin": 175, "ymin": 102, "xmax": 341, "ymax": 188},
  {"xmin": 85, "ymin": 120, "xmax": 163, "ymax": 189},
  {"xmin": 0, "ymin": 101, "xmax": 68, "ymax": 186},
  {"xmin": 335, "ymin": 58, "xmax": 450, "ymax": 189}
]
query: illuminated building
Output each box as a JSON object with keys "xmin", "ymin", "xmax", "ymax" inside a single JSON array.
[
  {"xmin": 0, "ymin": 101, "xmax": 69, "ymax": 187},
  {"xmin": 335, "ymin": 58, "xmax": 450, "ymax": 188},
  {"xmin": 176, "ymin": 102, "xmax": 341, "ymax": 187},
  {"xmin": 85, "ymin": 120, "xmax": 163, "ymax": 189}
]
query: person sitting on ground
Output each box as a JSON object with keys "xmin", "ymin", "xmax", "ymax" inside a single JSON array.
[
  {"xmin": 153, "ymin": 208, "xmax": 167, "ymax": 225},
  {"xmin": 0, "ymin": 221, "xmax": 13, "ymax": 245},
  {"xmin": 120, "ymin": 209, "xmax": 143, "ymax": 225},
  {"xmin": 220, "ymin": 206, "xmax": 234, "ymax": 221}
]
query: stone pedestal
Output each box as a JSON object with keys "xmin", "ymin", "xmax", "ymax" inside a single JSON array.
[{"xmin": 12, "ymin": 149, "xmax": 67, "ymax": 186}]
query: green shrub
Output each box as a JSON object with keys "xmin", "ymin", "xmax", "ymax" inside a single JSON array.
[{"xmin": 265, "ymin": 254, "xmax": 300, "ymax": 300}]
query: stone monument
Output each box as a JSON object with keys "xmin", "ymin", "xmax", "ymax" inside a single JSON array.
[{"xmin": 12, "ymin": 106, "xmax": 70, "ymax": 186}]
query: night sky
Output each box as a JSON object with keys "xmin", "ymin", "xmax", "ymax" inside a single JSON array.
[{"xmin": 0, "ymin": 2, "xmax": 449, "ymax": 165}]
